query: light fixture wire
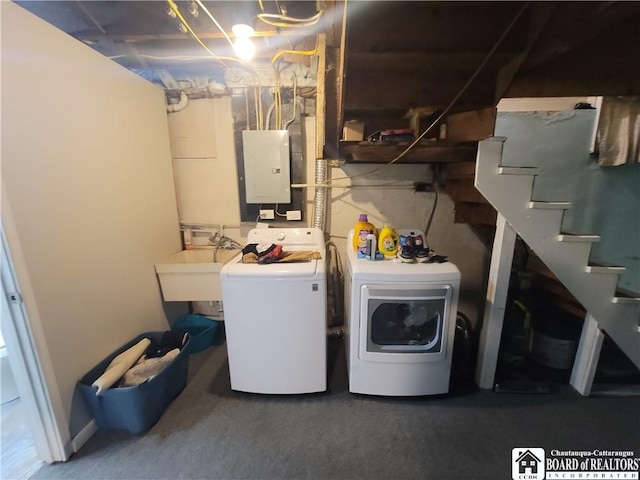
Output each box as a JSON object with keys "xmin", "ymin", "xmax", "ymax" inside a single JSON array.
[
  {"xmin": 194, "ymin": 0, "xmax": 235, "ymax": 50},
  {"xmin": 165, "ymin": 0, "xmax": 232, "ymax": 69},
  {"xmin": 181, "ymin": 0, "xmax": 264, "ymax": 129}
]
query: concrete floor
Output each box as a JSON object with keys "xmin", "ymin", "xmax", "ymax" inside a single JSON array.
[{"xmin": 1, "ymin": 397, "xmax": 43, "ymax": 480}]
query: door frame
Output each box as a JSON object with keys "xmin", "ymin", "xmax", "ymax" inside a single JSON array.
[{"xmin": 1, "ymin": 218, "xmax": 71, "ymax": 463}]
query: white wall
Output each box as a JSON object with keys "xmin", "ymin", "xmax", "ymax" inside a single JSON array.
[
  {"xmin": 325, "ymin": 164, "xmax": 489, "ymax": 324},
  {"xmin": 1, "ymin": 2, "xmax": 183, "ymax": 441},
  {"xmin": 168, "ymin": 104, "xmax": 489, "ymax": 324},
  {"xmin": 167, "ymin": 97, "xmax": 242, "ymax": 238}
]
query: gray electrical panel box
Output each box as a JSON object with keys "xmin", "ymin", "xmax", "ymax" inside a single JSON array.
[{"xmin": 242, "ymin": 130, "xmax": 291, "ymax": 204}]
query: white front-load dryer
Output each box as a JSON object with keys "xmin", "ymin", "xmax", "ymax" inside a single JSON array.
[
  {"xmin": 220, "ymin": 228, "xmax": 327, "ymax": 394},
  {"xmin": 345, "ymin": 229, "xmax": 460, "ymax": 396}
]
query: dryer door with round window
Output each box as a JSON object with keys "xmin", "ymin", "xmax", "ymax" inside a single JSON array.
[{"xmin": 358, "ymin": 284, "xmax": 453, "ymax": 363}]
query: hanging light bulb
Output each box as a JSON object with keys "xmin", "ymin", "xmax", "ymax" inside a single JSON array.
[
  {"xmin": 232, "ymin": 23, "xmax": 255, "ymax": 38},
  {"xmin": 232, "ymin": 23, "xmax": 255, "ymax": 61},
  {"xmin": 233, "ymin": 36, "xmax": 255, "ymax": 61}
]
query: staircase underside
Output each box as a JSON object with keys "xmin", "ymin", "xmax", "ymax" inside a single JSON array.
[{"xmin": 475, "ymin": 137, "xmax": 640, "ymax": 370}]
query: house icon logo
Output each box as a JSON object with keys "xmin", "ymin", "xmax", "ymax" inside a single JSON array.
[{"xmin": 512, "ymin": 448, "xmax": 545, "ymax": 480}]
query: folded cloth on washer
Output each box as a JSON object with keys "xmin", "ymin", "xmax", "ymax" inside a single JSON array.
[
  {"xmin": 118, "ymin": 348, "xmax": 180, "ymax": 388},
  {"xmin": 257, "ymin": 244, "xmax": 283, "ymax": 264},
  {"xmin": 278, "ymin": 251, "xmax": 322, "ymax": 262},
  {"xmin": 242, "ymin": 243, "xmax": 259, "ymax": 256},
  {"xmin": 242, "ymin": 252, "xmax": 259, "ymax": 263},
  {"xmin": 242, "ymin": 243, "xmax": 278, "ymax": 256},
  {"xmin": 242, "ymin": 243, "xmax": 285, "ymax": 264},
  {"xmin": 91, "ymin": 338, "xmax": 151, "ymax": 395},
  {"xmin": 242, "ymin": 250, "xmax": 321, "ymax": 264}
]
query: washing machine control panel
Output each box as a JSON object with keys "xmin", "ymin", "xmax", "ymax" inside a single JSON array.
[{"xmin": 247, "ymin": 227, "xmax": 324, "ymax": 247}]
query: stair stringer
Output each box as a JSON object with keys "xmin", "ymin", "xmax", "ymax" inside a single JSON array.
[{"xmin": 474, "ymin": 137, "xmax": 640, "ymax": 369}]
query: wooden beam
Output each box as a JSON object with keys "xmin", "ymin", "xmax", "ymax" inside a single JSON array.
[
  {"xmin": 446, "ymin": 161, "xmax": 477, "ymax": 179},
  {"xmin": 339, "ymin": 141, "xmax": 478, "ymax": 164},
  {"xmin": 570, "ymin": 313, "xmax": 604, "ymax": 396},
  {"xmin": 446, "ymin": 107, "xmax": 496, "ymax": 142},
  {"xmin": 454, "ymin": 202, "xmax": 497, "ymax": 226},
  {"xmin": 344, "ymin": 71, "xmax": 497, "ymax": 111},
  {"xmin": 75, "ymin": 30, "xmax": 315, "ymax": 43},
  {"xmin": 336, "ymin": 1, "xmax": 348, "ymax": 152},
  {"xmin": 345, "ymin": 2, "xmax": 528, "ymax": 53},
  {"xmin": 315, "ymin": 33, "xmax": 326, "ymax": 160},
  {"xmin": 522, "ymin": 2, "xmax": 640, "ymax": 72},
  {"xmin": 469, "ymin": 225, "xmax": 497, "ymax": 249},
  {"xmin": 322, "ymin": 1, "xmax": 347, "ymax": 159},
  {"xmin": 445, "ymin": 180, "xmax": 489, "ymax": 204},
  {"xmin": 325, "ymin": 45, "xmax": 340, "ymax": 158},
  {"xmin": 494, "ymin": 2, "xmax": 557, "ymax": 103},
  {"xmin": 475, "ymin": 214, "xmax": 517, "ymax": 389},
  {"xmin": 346, "ymin": 52, "xmax": 518, "ymax": 72},
  {"xmin": 506, "ymin": 12, "xmax": 640, "ymax": 97},
  {"xmin": 403, "ymin": 107, "xmax": 437, "ymax": 137}
]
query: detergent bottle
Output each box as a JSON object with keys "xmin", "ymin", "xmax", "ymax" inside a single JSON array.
[
  {"xmin": 378, "ymin": 224, "xmax": 400, "ymax": 259},
  {"xmin": 353, "ymin": 214, "xmax": 377, "ymax": 258}
]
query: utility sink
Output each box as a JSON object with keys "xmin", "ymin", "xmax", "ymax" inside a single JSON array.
[{"xmin": 155, "ymin": 248, "xmax": 240, "ymax": 301}]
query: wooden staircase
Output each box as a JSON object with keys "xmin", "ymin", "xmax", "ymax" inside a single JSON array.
[
  {"xmin": 445, "ymin": 161, "xmax": 497, "ymax": 247},
  {"xmin": 445, "ymin": 160, "xmax": 588, "ymax": 320},
  {"xmin": 474, "ymin": 138, "xmax": 640, "ymax": 376}
]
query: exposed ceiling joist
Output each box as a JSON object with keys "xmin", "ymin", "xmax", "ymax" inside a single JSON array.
[
  {"xmin": 493, "ymin": 2, "xmax": 558, "ymax": 103},
  {"xmin": 13, "ymin": 0, "xmax": 640, "ymax": 110},
  {"xmin": 520, "ymin": 1, "xmax": 640, "ymax": 73}
]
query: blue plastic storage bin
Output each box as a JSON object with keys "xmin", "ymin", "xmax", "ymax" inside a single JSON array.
[
  {"xmin": 78, "ymin": 331, "xmax": 189, "ymax": 434},
  {"xmin": 171, "ymin": 314, "xmax": 222, "ymax": 353}
]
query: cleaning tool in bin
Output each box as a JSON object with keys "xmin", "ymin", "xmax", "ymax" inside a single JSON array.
[{"xmin": 91, "ymin": 339, "xmax": 150, "ymax": 394}]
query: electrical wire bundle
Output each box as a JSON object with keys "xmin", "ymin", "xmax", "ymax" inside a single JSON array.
[{"xmin": 164, "ymin": 0, "xmax": 320, "ymax": 133}]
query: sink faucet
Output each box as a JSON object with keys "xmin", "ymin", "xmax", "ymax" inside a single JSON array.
[
  {"xmin": 209, "ymin": 233, "xmax": 222, "ymax": 262},
  {"xmin": 209, "ymin": 232, "xmax": 222, "ymax": 247}
]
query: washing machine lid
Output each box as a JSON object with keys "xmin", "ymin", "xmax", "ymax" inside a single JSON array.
[
  {"xmin": 221, "ymin": 256, "xmax": 322, "ymax": 278},
  {"xmin": 222, "ymin": 227, "xmax": 325, "ymax": 278}
]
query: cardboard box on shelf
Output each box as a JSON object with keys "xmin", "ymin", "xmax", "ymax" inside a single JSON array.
[{"xmin": 343, "ymin": 120, "xmax": 365, "ymax": 141}]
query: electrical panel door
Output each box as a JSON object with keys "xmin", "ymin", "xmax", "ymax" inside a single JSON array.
[{"xmin": 242, "ymin": 130, "xmax": 291, "ymax": 204}]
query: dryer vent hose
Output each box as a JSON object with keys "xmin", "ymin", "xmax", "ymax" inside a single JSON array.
[
  {"xmin": 312, "ymin": 159, "xmax": 328, "ymax": 231},
  {"xmin": 456, "ymin": 311, "xmax": 473, "ymax": 340},
  {"xmin": 327, "ymin": 325, "xmax": 344, "ymax": 338}
]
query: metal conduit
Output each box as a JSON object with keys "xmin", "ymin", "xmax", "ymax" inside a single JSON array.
[{"xmin": 312, "ymin": 158, "xmax": 328, "ymax": 231}]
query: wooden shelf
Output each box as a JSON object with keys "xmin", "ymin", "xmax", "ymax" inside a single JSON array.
[{"xmin": 339, "ymin": 140, "xmax": 478, "ymax": 164}]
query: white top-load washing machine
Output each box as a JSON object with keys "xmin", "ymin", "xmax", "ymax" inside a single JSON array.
[
  {"xmin": 220, "ymin": 227, "xmax": 326, "ymax": 394},
  {"xmin": 345, "ymin": 229, "xmax": 460, "ymax": 396}
]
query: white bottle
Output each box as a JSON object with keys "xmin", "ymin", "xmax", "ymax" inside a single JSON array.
[{"xmin": 365, "ymin": 233, "xmax": 377, "ymax": 260}]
